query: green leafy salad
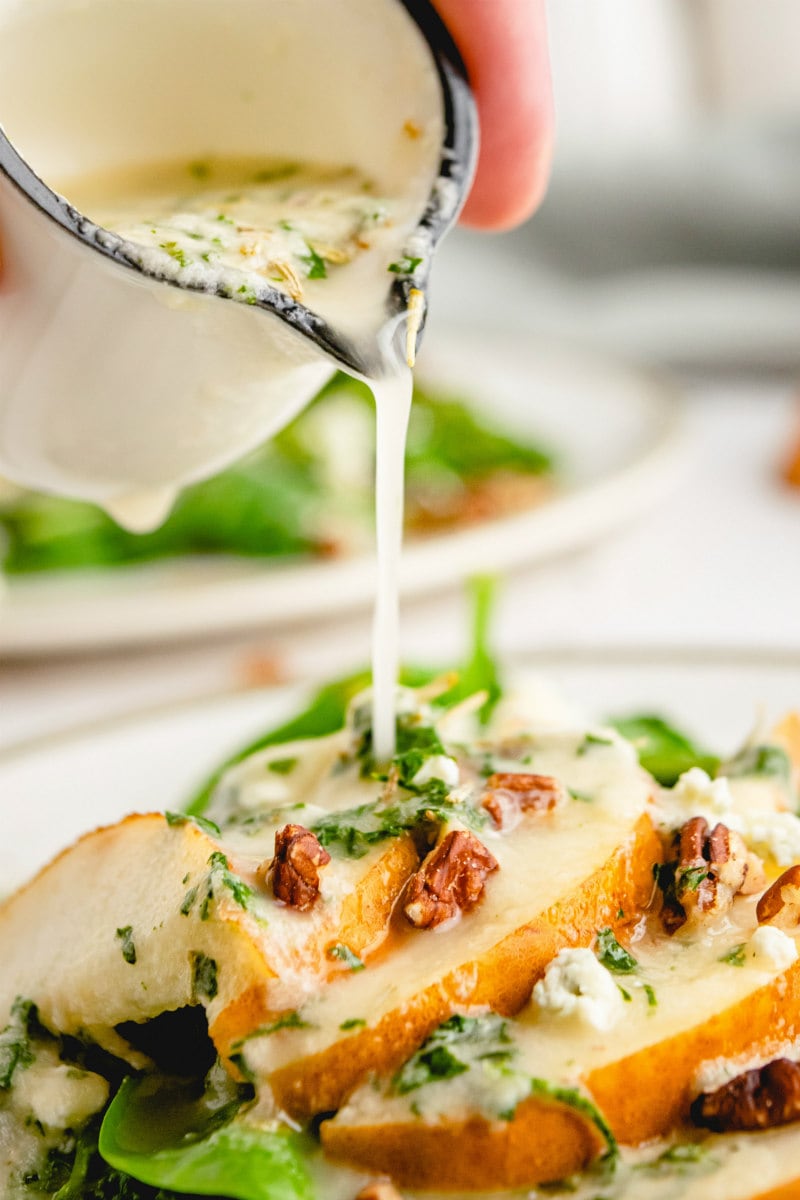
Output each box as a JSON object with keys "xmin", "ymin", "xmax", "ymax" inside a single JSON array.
[
  {"xmin": 0, "ymin": 375, "xmax": 554, "ymax": 575},
  {"xmin": 2, "ymin": 594, "xmax": 798, "ymax": 1199}
]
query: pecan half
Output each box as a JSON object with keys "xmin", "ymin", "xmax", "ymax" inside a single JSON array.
[
  {"xmin": 692, "ymin": 1058, "xmax": 800, "ymax": 1132},
  {"xmin": 757, "ymin": 865, "xmax": 800, "ymax": 932},
  {"xmin": 481, "ymin": 772, "xmax": 564, "ymax": 829},
  {"xmin": 403, "ymin": 830, "xmax": 498, "ymax": 929},
  {"xmin": 658, "ymin": 817, "xmax": 764, "ymax": 933},
  {"xmin": 266, "ymin": 824, "xmax": 331, "ymax": 912}
]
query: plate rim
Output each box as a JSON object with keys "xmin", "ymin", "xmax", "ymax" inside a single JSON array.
[{"xmin": 0, "ymin": 331, "xmax": 687, "ymax": 656}]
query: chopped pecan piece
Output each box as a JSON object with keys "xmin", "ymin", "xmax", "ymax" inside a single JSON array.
[
  {"xmin": 692, "ymin": 1058, "xmax": 800, "ymax": 1132},
  {"xmin": 266, "ymin": 824, "xmax": 331, "ymax": 912},
  {"xmin": 356, "ymin": 1183, "xmax": 403, "ymax": 1200},
  {"xmin": 403, "ymin": 830, "xmax": 498, "ymax": 929},
  {"xmin": 658, "ymin": 817, "xmax": 764, "ymax": 933},
  {"xmin": 481, "ymin": 772, "xmax": 564, "ymax": 829},
  {"xmin": 757, "ymin": 865, "xmax": 800, "ymax": 932}
]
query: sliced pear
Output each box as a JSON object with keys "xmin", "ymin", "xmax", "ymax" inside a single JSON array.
[
  {"xmin": 240, "ymin": 774, "xmax": 661, "ymax": 1119},
  {"xmin": 322, "ymin": 1092, "xmax": 606, "ymax": 1192},
  {"xmin": 0, "ymin": 811, "xmax": 418, "ymax": 1062}
]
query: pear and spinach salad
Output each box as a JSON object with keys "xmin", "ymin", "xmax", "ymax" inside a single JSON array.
[
  {"xmin": 3, "ymin": 643, "xmax": 800, "ymax": 1199},
  {"xmin": 0, "ymin": 373, "xmax": 553, "ymax": 576}
]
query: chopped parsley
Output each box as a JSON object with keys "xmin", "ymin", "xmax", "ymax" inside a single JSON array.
[
  {"xmin": 720, "ymin": 944, "xmax": 747, "ymax": 967},
  {"xmin": 313, "ymin": 712, "xmax": 484, "ymax": 858},
  {"xmin": 165, "ymin": 811, "xmax": 221, "ymax": 838},
  {"xmin": 578, "ymin": 733, "xmax": 614, "ymax": 755},
  {"xmin": 340, "ymin": 1018, "xmax": 367, "ymax": 1031},
  {"xmin": 159, "ymin": 241, "xmax": 191, "ymax": 268},
  {"xmin": 395, "ymin": 1044, "xmax": 468, "ymax": 1094},
  {"xmin": 242, "ymin": 1011, "xmax": 311, "ymax": 1040},
  {"xmin": 569, "ymin": 788, "xmax": 594, "ymax": 803},
  {"xmin": 644, "ymin": 983, "xmax": 658, "ymax": 1008},
  {"xmin": 182, "ymin": 851, "xmax": 256, "ymax": 921},
  {"xmin": 636, "ymin": 1140, "xmax": 712, "ymax": 1175},
  {"xmin": 0, "ymin": 998, "xmax": 38, "ymax": 1089},
  {"xmin": 388, "ymin": 256, "xmax": 422, "ymax": 274},
  {"xmin": 677, "ymin": 865, "xmax": 709, "ymax": 892},
  {"xmin": 301, "ymin": 244, "xmax": 327, "ymax": 280},
  {"xmin": 313, "ymin": 790, "xmax": 484, "ymax": 859},
  {"xmin": 392, "ymin": 1014, "xmax": 512, "ymax": 1095},
  {"xmin": 115, "ymin": 926, "xmax": 137, "ymax": 966},
  {"xmin": 529, "ymin": 1078, "xmax": 619, "ymax": 1170},
  {"xmin": 209, "ymin": 851, "xmax": 256, "ymax": 906},
  {"xmin": 618, "ymin": 985, "xmax": 632, "ymax": 1002},
  {"xmin": 390, "ymin": 719, "xmax": 447, "ymax": 786},
  {"xmin": 267, "ymin": 757, "xmax": 298, "ymax": 776},
  {"xmin": 655, "ymin": 1142, "xmax": 708, "ymax": 1165},
  {"xmin": 326, "ymin": 943, "xmax": 365, "ymax": 972},
  {"xmin": 595, "ymin": 928, "xmax": 638, "ymax": 974},
  {"xmin": 190, "ymin": 952, "xmax": 218, "ymax": 1002}
]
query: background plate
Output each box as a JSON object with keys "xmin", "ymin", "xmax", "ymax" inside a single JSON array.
[
  {"xmin": 2, "ymin": 650, "xmax": 798, "ymax": 892},
  {"xmin": 0, "ymin": 331, "xmax": 684, "ymax": 655}
]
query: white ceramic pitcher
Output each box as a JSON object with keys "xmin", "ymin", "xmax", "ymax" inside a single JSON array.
[{"xmin": 0, "ymin": 0, "xmax": 475, "ymax": 525}]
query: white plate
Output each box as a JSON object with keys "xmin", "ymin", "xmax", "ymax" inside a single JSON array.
[
  {"xmin": 2, "ymin": 650, "xmax": 799, "ymax": 892},
  {"xmin": 0, "ymin": 331, "xmax": 685, "ymax": 656}
]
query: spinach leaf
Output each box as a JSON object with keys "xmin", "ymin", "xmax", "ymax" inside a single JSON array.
[
  {"xmin": 435, "ymin": 576, "xmax": 502, "ymax": 724},
  {"xmin": 185, "ymin": 673, "xmax": 369, "ymax": 816},
  {"xmin": 1, "ymin": 373, "xmax": 553, "ymax": 578},
  {"xmin": 99, "ymin": 1075, "xmax": 313, "ymax": 1200},
  {"xmin": 609, "ymin": 715, "xmax": 719, "ymax": 787},
  {"xmin": 724, "ymin": 743, "xmax": 792, "ymax": 784}
]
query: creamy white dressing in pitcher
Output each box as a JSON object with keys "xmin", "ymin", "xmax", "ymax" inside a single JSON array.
[{"xmin": 56, "ymin": 154, "xmax": 427, "ymax": 757}]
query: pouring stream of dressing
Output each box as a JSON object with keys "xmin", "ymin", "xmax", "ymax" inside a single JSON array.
[{"xmin": 369, "ymin": 368, "xmax": 413, "ymax": 762}]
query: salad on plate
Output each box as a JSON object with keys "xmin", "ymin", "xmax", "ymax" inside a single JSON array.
[{"xmin": 2, "ymin": 627, "xmax": 800, "ymax": 1200}]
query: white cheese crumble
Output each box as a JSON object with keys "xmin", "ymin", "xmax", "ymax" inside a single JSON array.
[
  {"xmin": 663, "ymin": 768, "xmax": 800, "ymax": 866},
  {"xmin": 670, "ymin": 768, "xmax": 735, "ymax": 821},
  {"xmin": 412, "ymin": 755, "xmax": 460, "ymax": 789},
  {"xmin": 745, "ymin": 812, "xmax": 800, "ymax": 867},
  {"xmin": 533, "ymin": 947, "xmax": 624, "ymax": 1031},
  {"xmin": 747, "ymin": 925, "xmax": 799, "ymax": 971},
  {"xmin": 13, "ymin": 1063, "xmax": 109, "ymax": 1130}
]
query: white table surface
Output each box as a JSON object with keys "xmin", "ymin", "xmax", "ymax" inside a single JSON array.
[{"xmin": 1, "ymin": 377, "xmax": 799, "ymax": 753}]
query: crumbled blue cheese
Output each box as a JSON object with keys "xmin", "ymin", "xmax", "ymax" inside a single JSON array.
[
  {"xmin": 533, "ymin": 947, "xmax": 624, "ymax": 1031},
  {"xmin": 412, "ymin": 755, "xmax": 460, "ymax": 789},
  {"xmin": 664, "ymin": 768, "xmax": 800, "ymax": 866},
  {"xmin": 746, "ymin": 925, "xmax": 798, "ymax": 971},
  {"xmin": 12, "ymin": 1061, "xmax": 109, "ymax": 1130},
  {"xmin": 669, "ymin": 768, "xmax": 735, "ymax": 822},
  {"xmin": 744, "ymin": 812, "xmax": 800, "ymax": 867}
]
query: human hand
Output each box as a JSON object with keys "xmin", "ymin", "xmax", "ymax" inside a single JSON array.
[{"xmin": 434, "ymin": 0, "xmax": 553, "ymax": 230}]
